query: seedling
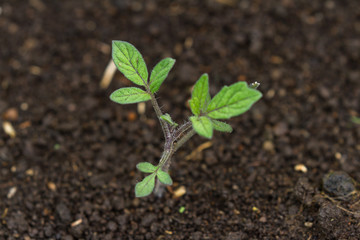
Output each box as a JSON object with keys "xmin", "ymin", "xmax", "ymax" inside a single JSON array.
[{"xmin": 110, "ymin": 41, "xmax": 262, "ymax": 197}]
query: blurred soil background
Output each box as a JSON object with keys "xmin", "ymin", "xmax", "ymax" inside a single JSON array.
[{"xmin": 0, "ymin": 0, "xmax": 360, "ymax": 239}]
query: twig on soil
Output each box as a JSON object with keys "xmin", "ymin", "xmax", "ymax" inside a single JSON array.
[
  {"xmin": 185, "ymin": 141, "xmax": 212, "ymax": 160},
  {"xmin": 100, "ymin": 59, "xmax": 117, "ymax": 89},
  {"xmin": 321, "ymin": 192, "xmax": 360, "ymax": 216}
]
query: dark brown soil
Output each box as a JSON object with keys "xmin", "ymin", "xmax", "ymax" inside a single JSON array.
[{"xmin": 1, "ymin": 0, "xmax": 360, "ymax": 239}]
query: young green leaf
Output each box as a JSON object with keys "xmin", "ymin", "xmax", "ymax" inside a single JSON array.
[
  {"xmin": 211, "ymin": 120, "xmax": 233, "ymax": 133},
  {"xmin": 190, "ymin": 116, "xmax": 213, "ymax": 139},
  {"xmin": 157, "ymin": 169, "xmax": 173, "ymax": 185},
  {"xmin": 351, "ymin": 116, "xmax": 360, "ymax": 124},
  {"xmin": 149, "ymin": 58, "xmax": 176, "ymax": 93},
  {"xmin": 189, "ymin": 97, "xmax": 200, "ymax": 116},
  {"xmin": 179, "ymin": 206, "xmax": 186, "ymax": 213},
  {"xmin": 206, "ymin": 82, "xmax": 262, "ymax": 119},
  {"xmin": 112, "ymin": 41, "xmax": 148, "ymax": 86},
  {"xmin": 110, "ymin": 87, "xmax": 151, "ymax": 104},
  {"xmin": 135, "ymin": 173, "xmax": 156, "ymax": 197},
  {"xmin": 189, "ymin": 74, "xmax": 210, "ymax": 116},
  {"xmin": 136, "ymin": 162, "xmax": 157, "ymax": 173},
  {"xmin": 160, "ymin": 113, "xmax": 178, "ymax": 127}
]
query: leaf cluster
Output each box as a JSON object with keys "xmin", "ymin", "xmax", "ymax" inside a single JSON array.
[
  {"xmin": 135, "ymin": 162, "xmax": 172, "ymax": 197},
  {"xmin": 110, "ymin": 41, "xmax": 175, "ymax": 104},
  {"xmin": 188, "ymin": 74, "xmax": 262, "ymax": 138},
  {"xmin": 109, "ymin": 41, "xmax": 262, "ymax": 197}
]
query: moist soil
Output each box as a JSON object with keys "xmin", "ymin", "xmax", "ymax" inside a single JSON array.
[{"xmin": 1, "ymin": 0, "xmax": 360, "ymax": 239}]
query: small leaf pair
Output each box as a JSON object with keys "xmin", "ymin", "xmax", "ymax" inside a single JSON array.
[
  {"xmin": 110, "ymin": 41, "xmax": 175, "ymax": 105},
  {"xmin": 135, "ymin": 162, "xmax": 173, "ymax": 197}
]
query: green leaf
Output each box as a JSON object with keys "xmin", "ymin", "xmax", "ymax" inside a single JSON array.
[
  {"xmin": 189, "ymin": 97, "xmax": 201, "ymax": 116},
  {"xmin": 110, "ymin": 87, "xmax": 151, "ymax": 104},
  {"xmin": 149, "ymin": 58, "xmax": 176, "ymax": 93},
  {"xmin": 136, "ymin": 162, "xmax": 157, "ymax": 173},
  {"xmin": 211, "ymin": 120, "xmax": 233, "ymax": 133},
  {"xmin": 112, "ymin": 41, "xmax": 148, "ymax": 86},
  {"xmin": 157, "ymin": 170, "xmax": 173, "ymax": 185},
  {"xmin": 179, "ymin": 206, "xmax": 186, "ymax": 213},
  {"xmin": 160, "ymin": 113, "xmax": 178, "ymax": 127},
  {"xmin": 135, "ymin": 173, "xmax": 156, "ymax": 197},
  {"xmin": 189, "ymin": 74, "xmax": 210, "ymax": 116},
  {"xmin": 206, "ymin": 82, "xmax": 262, "ymax": 119},
  {"xmin": 190, "ymin": 116, "xmax": 213, "ymax": 139},
  {"xmin": 351, "ymin": 116, "xmax": 360, "ymax": 124}
]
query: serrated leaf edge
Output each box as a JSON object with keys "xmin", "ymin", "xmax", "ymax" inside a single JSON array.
[
  {"xmin": 112, "ymin": 41, "xmax": 148, "ymax": 86},
  {"xmin": 149, "ymin": 58, "xmax": 176, "ymax": 93}
]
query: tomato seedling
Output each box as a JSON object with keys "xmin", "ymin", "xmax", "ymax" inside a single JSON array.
[{"xmin": 110, "ymin": 41, "xmax": 262, "ymax": 197}]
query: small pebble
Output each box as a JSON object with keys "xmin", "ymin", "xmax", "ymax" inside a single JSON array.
[
  {"xmin": 270, "ymin": 55, "xmax": 283, "ymax": 64},
  {"xmin": 141, "ymin": 213, "xmax": 156, "ymax": 227},
  {"xmin": 137, "ymin": 102, "xmax": 146, "ymax": 115},
  {"xmin": 3, "ymin": 108, "xmax": 18, "ymax": 121},
  {"xmin": 173, "ymin": 186, "xmax": 186, "ymax": 198},
  {"xmin": 252, "ymin": 206, "xmax": 260, "ymax": 213},
  {"xmin": 71, "ymin": 219, "xmax": 82, "ymax": 227},
  {"xmin": 3, "ymin": 121, "xmax": 16, "ymax": 138},
  {"xmin": 259, "ymin": 216, "xmax": 267, "ymax": 223},
  {"xmin": 127, "ymin": 111, "xmax": 137, "ymax": 121},
  {"xmin": 263, "ymin": 141, "xmax": 274, "ymax": 152},
  {"xmin": 334, "ymin": 152, "xmax": 342, "ymax": 160},
  {"xmin": 304, "ymin": 222, "xmax": 313, "ymax": 227},
  {"xmin": 25, "ymin": 169, "xmax": 34, "ymax": 176},
  {"xmin": 294, "ymin": 164, "xmax": 308, "ymax": 173},
  {"xmin": 273, "ymin": 122, "xmax": 288, "ymax": 136},
  {"xmin": 56, "ymin": 203, "xmax": 72, "ymax": 222},
  {"xmin": 20, "ymin": 103, "xmax": 29, "ymax": 111},
  {"xmin": 107, "ymin": 221, "xmax": 117, "ymax": 231},
  {"xmin": 47, "ymin": 182, "xmax": 57, "ymax": 191},
  {"xmin": 323, "ymin": 171, "xmax": 355, "ymax": 199},
  {"xmin": 7, "ymin": 187, "xmax": 17, "ymax": 199},
  {"xmin": 19, "ymin": 121, "xmax": 31, "ymax": 129}
]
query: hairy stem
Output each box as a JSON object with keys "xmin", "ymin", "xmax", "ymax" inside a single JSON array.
[
  {"xmin": 145, "ymin": 86, "xmax": 171, "ymax": 141},
  {"xmin": 154, "ymin": 143, "xmax": 174, "ymax": 197},
  {"xmin": 153, "ymin": 155, "xmax": 173, "ymax": 197},
  {"xmin": 154, "ymin": 128, "xmax": 196, "ymax": 197},
  {"xmin": 143, "ymin": 87, "xmax": 196, "ymax": 197},
  {"xmin": 173, "ymin": 121, "xmax": 192, "ymax": 141},
  {"xmin": 132, "ymin": 66, "xmax": 168, "ymax": 137},
  {"xmin": 158, "ymin": 128, "xmax": 195, "ymax": 172},
  {"xmin": 173, "ymin": 129, "xmax": 196, "ymax": 153}
]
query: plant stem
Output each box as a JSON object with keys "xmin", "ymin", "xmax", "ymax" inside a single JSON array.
[
  {"xmin": 145, "ymin": 87, "xmax": 171, "ymax": 141},
  {"xmin": 154, "ymin": 146, "xmax": 173, "ymax": 197},
  {"xmin": 144, "ymin": 87, "xmax": 196, "ymax": 197},
  {"xmin": 173, "ymin": 129, "xmax": 196, "ymax": 153},
  {"xmin": 154, "ymin": 128, "xmax": 196, "ymax": 197},
  {"xmin": 173, "ymin": 121, "xmax": 192, "ymax": 141}
]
